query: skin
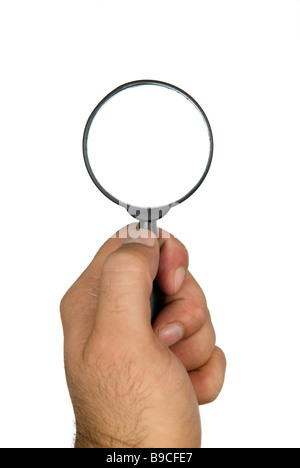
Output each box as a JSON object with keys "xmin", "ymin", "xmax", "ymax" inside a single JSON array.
[{"xmin": 60, "ymin": 224, "xmax": 226, "ymax": 448}]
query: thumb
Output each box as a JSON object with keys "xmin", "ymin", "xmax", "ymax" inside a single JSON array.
[{"xmin": 93, "ymin": 229, "xmax": 160, "ymax": 337}]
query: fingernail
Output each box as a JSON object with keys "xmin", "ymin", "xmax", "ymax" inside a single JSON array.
[
  {"xmin": 124, "ymin": 229, "xmax": 156, "ymax": 247},
  {"xmin": 173, "ymin": 267, "xmax": 186, "ymax": 293},
  {"xmin": 158, "ymin": 323, "xmax": 184, "ymax": 347}
]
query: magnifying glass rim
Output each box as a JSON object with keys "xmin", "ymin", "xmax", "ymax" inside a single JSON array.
[{"xmin": 83, "ymin": 79, "xmax": 214, "ymax": 211}]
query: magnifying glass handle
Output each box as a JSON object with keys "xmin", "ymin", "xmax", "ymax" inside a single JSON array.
[
  {"xmin": 150, "ymin": 280, "xmax": 164, "ymax": 323},
  {"xmin": 139, "ymin": 220, "xmax": 158, "ymax": 234},
  {"xmin": 139, "ymin": 220, "xmax": 164, "ymax": 323}
]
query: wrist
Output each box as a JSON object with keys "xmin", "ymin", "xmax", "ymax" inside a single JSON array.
[{"xmin": 75, "ymin": 427, "xmax": 140, "ymax": 449}]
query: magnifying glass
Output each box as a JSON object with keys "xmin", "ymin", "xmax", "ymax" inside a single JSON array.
[{"xmin": 83, "ymin": 80, "xmax": 213, "ymax": 320}]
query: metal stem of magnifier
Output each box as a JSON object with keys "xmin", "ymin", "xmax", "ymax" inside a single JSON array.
[
  {"xmin": 138, "ymin": 218, "xmax": 161, "ymax": 323},
  {"xmin": 83, "ymin": 79, "xmax": 214, "ymax": 324}
]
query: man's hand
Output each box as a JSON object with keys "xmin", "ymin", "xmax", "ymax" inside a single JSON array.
[{"xmin": 60, "ymin": 225, "xmax": 226, "ymax": 448}]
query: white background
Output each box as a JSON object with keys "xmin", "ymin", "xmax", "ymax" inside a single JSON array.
[{"xmin": 0, "ymin": 0, "xmax": 299, "ymax": 448}]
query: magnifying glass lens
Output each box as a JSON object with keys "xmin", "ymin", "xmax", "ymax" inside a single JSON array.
[{"xmin": 86, "ymin": 84, "xmax": 212, "ymax": 208}]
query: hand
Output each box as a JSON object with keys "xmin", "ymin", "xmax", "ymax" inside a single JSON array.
[{"xmin": 60, "ymin": 225, "xmax": 226, "ymax": 448}]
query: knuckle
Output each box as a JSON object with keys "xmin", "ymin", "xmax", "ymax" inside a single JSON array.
[
  {"xmin": 103, "ymin": 248, "xmax": 150, "ymax": 276},
  {"xmin": 83, "ymin": 331, "xmax": 130, "ymax": 378},
  {"xmin": 188, "ymin": 296, "xmax": 210, "ymax": 325},
  {"xmin": 174, "ymin": 237, "xmax": 189, "ymax": 262},
  {"xmin": 201, "ymin": 374, "xmax": 221, "ymax": 404},
  {"xmin": 60, "ymin": 285, "xmax": 77, "ymax": 319},
  {"xmin": 214, "ymin": 346, "xmax": 226, "ymax": 363},
  {"xmin": 60, "ymin": 290, "xmax": 71, "ymax": 318},
  {"xmin": 83, "ymin": 333, "xmax": 105, "ymax": 370},
  {"xmin": 100, "ymin": 285, "xmax": 132, "ymax": 315},
  {"xmin": 197, "ymin": 347, "xmax": 226, "ymax": 404}
]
